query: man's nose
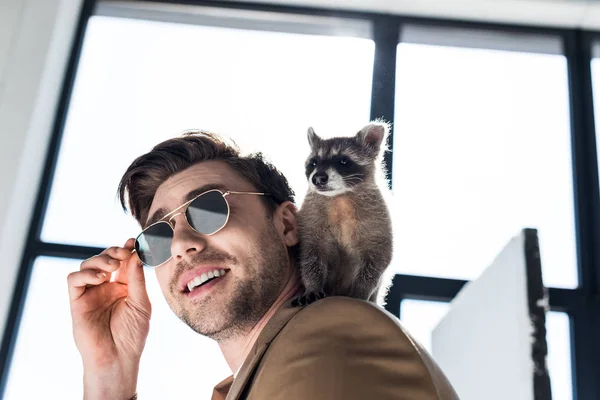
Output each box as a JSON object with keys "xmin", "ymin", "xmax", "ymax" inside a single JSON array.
[
  {"xmin": 170, "ymin": 214, "xmax": 207, "ymax": 261},
  {"xmin": 312, "ymin": 172, "xmax": 328, "ymax": 186}
]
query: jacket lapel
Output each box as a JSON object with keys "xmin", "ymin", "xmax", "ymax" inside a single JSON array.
[
  {"xmin": 226, "ymin": 300, "xmax": 304, "ymax": 400},
  {"xmin": 212, "ymin": 375, "xmax": 234, "ymax": 400}
]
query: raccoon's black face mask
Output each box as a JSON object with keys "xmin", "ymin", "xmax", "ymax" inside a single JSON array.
[
  {"xmin": 304, "ymin": 123, "xmax": 387, "ymax": 195},
  {"xmin": 305, "ymin": 153, "xmax": 366, "ymax": 193}
]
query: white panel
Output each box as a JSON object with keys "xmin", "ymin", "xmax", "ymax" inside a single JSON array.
[
  {"xmin": 0, "ymin": 0, "xmax": 83, "ymax": 344},
  {"xmin": 431, "ymin": 232, "xmax": 535, "ymax": 400},
  {"xmin": 400, "ymin": 24, "xmax": 563, "ymax": 55}
]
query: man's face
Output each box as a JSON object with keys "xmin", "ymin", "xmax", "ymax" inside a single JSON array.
[{"xmin": 147, "ymin": 160, "xmax": 294, "ymax": 341}]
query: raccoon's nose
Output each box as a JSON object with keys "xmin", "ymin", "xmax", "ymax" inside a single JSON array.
[{"xmin": 312, "ymin": 172, "xmax": 328, "ymax": 186}]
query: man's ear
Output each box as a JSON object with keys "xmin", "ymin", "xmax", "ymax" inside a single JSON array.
[{"xmin": 273, "ymin": 201, "xmax": 299, "ymax": 247}]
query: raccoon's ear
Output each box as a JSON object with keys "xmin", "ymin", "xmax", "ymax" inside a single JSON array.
[
  {"xmin": 356, "ymin": 122, "xmax": 388, "ymax": 151},
  {"xmin": 307, "ymin": 127, "xmax": 322, "ymax": 149}
]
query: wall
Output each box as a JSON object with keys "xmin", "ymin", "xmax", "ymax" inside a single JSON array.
[{"xmin": 0, "ymin": 0, "xmax": 83, "ymax": 346}]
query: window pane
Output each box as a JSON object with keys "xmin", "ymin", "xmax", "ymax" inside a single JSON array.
[
  {"xmin": 400, "ymin": 300, "xmax": 572, "ymax": 400},
  {"xmin": 392, "ymin": 40, "xmax": 577, "ymax": 288},
  {"xmin": 4, "ymin": 257, "xmax": 230, "ymax": 399},
  {"xmin": 41, "ymin": 15, "xmax": 374, "ymax": 247},
  {"xmin": 400, "ymin": 299, "xmax": 450, "ymax": 352},
  {"xmin": 546, "ymin": 312, "xmax": 573, "ymax": 400}
]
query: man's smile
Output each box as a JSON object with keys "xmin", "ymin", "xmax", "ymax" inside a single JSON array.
[{"xmin": 183, "ymin": 269, "xmax": 230, "ymax": 300}]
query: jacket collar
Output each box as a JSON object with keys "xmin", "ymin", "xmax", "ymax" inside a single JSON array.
[
  {"xmin": 211, "ymin": 298, "xmax": 304, "ymax": 400},
  {"xmin": 212, "ymin": 375, "xmax": 234, "ymax": 400}
]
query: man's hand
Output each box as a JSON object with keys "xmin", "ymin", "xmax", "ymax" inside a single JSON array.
[{"xmin": 67, "ymin": 238, "xmax": 151, "ymax": 400}]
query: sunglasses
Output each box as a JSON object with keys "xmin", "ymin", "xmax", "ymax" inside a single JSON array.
[{"xmin": 135, "ymin": 189, "xmax": 268, "ymax": 267}]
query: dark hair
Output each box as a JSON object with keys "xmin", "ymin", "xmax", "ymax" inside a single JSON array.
[{"xmin": 118, "ymin": 130, "xmax": 295, "ymax": 227}]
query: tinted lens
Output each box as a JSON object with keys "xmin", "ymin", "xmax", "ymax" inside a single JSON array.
[
  {"xmin": 187, "ymin": 190, "xmax": 229, "ymax": 235},
  {"xmin": 135, "ymin": 221, "xmax": 173, "ymax": 267}
]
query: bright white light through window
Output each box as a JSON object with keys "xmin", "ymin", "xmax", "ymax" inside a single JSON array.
[
  {"xmin": 392, "ymin": 42, "xmax": 577, "ymax": 289},
  {"xmin": 41, "ymin": 15, "xmax": 374, "ymax": 248},
  {"xmin": 400, "ymin": 299, "xmax": 449, "ymax": 352},
  {"xmin": 546, "ymin": 311, "xmax": 573, "ymax": 400}
]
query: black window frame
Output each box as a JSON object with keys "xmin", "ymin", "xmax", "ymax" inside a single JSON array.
[{"xmin": 1, "ymin": 1, "xmax": 599, "ymax": 399}]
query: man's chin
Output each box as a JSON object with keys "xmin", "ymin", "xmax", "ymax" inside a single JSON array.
[
  {"xmin": 183, "ymin": 295, "xmax": 248, "ymax": 337},
  {"xmin": 180, "ymin": 308, "xmax": 232, "ymax": 339}
]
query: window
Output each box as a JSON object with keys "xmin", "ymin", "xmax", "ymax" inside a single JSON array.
[
  {"xmin": 545, "ymin": 312, "xmax": 573, "ymax": 400},
  {"xmin": 391, "ymin": 27, "xmax": 577, "ymax": 289},
  {"xmin": 3, "ymin": 4, "xmax": 597, "ymax": 400},
  {"xmin": 5, "ymin": 10, "xmax": 375, "ymax": 398},
  {"xmin": 400, "ymin": 299, "xmax": 450, "ymax": 352},
  {"xmin": 41, "ymin": 14, "xmax": 374, "ymax": 248}
]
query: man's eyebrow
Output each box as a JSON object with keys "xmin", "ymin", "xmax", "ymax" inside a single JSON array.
[
  {"xmin": 183, "ymin": 183, "xmax": 229, "ymax": 203},
  {"xmin": 144, "ymin": 183, "xmax": 229, "ymax": 228}
]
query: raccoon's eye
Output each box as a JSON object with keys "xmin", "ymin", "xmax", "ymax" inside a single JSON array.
[
  {"xmin": 308, "ymin": 158, "xmax": 317, "ymax": 168},
  {"xmin": 339, "ymin": 156, "xmax": 350, "ymax": 165}
]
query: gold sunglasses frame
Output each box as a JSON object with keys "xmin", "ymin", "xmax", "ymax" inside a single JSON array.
[{"xmin": 135, "ymin": 189, "xmax": 268, "ymax": 267}]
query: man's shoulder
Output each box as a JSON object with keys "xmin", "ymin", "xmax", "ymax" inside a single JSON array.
[
  {"xmin": 298, "ymin": 295, "xmax": 395, "ymax": 318},
  {"xmin": 248, "ymin": 296, "xmax": 460, "ymax": 400},
  {"xmin": 297, "ymin": 296, "xmax": 395, "ymax": 320},
  {"xmin": 277, "ymin": 296, "xmax": 411, "ymax": 343}
]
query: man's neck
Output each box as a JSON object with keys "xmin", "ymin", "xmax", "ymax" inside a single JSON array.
[{"xmin": 218, "ymin": 269, "xmax": 302, "ymax": 375}]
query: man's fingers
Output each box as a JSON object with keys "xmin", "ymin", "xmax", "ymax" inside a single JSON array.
[
  {"xmin": 112, "ymin": 238, "xmax": 150, "ymax": 314},
  {"xmin": 67, "ymin": 269, "xmax": 109, "ymax": 302},
  {"xmin": 123, "ymin": 238, "xmax": 136, "ymax": 250},
  {"xmin": 80, "ymin": 239, "xmax": 135, "ymax": 273},
  {"xmin": 70, "ymin": 239, "xmax": 150, "ymax": 315},
  {"xmin": 113, "ymin": 252, "xmax": 132, "ymax": 285},
  {"xmin": 113, "ymin": 239, "xmax": 136, "ymax": 285},
  {"xmin": 107, "ymin": 239, "xmax": 136, "ymax": 261},
  {"xmin": 80, "ymin": 254, "xmax": 121, "ymax": 273},
  {"xmin": 126, "ymin": 250, "xmax": 151, "ymax": 315}
]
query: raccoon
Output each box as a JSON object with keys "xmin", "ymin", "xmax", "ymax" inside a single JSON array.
[{"xmin": 292, "ymin": 121, "xmax": 394, "ymax": 307}]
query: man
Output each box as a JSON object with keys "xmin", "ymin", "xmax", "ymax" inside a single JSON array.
[{"xmin": 68, "ymin": 130, "xmax": 459, "ymax": 399}]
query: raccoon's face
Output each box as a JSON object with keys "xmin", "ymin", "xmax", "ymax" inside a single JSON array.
[
  {"xmin": 304, "ymin": 123, "xmax": 388, "ymax": 197},
  {"xmin": 305, "ymin": 150, "xmax": 367, "ymax": 196}
]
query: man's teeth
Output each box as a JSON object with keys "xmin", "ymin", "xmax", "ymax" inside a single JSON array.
[{"xmin": 187, "ymin": 269, "xmax": 227, "ymax": 292}]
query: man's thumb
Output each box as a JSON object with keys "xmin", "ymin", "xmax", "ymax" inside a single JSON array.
[{"xmin": 126, "ymin": 251, "xmax": 151, "ymax": 314}]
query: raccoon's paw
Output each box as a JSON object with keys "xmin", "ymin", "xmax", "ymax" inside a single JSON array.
[{"xmin": 291, "ymin": 291, "xmax": 327, "ymax": 307}]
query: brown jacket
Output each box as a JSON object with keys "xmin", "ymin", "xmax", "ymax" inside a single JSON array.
[{"xmin": 212, "ymin": 296, "xmax": 459, "ymax": 400}]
